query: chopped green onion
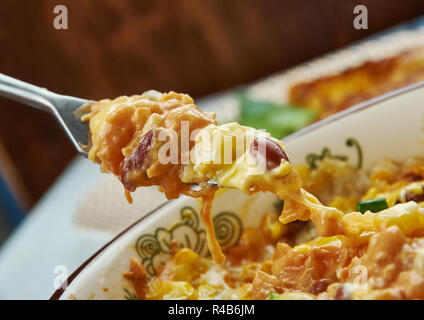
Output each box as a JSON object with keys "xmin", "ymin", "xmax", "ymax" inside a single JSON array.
[
  {"xmin": 268, "ymin": 292, "xmax": 280, "ymax": 300},
  {"xmin": 357, "ymin": 198, "xmax": 388, "ymax": 214}
]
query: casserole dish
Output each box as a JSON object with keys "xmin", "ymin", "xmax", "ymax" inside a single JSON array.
[{"xmin": 52, "ymin": 82, "xmax": 424, "ymax": 300}]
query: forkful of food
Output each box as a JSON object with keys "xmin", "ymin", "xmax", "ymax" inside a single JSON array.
[
  {"xmin": 0, "ymin": 73, "xmax": 348, "ymax": 263},
  {"xmin": 0, "ymin": 74, "xmax": 291, "ymax": 192},
  {"xmin": 0, "ymin": 73, "xmax": 297, "ymax": 195}
]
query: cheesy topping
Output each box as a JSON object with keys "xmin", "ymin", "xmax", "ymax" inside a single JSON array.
[
  {"xmin": 181, "ymin": 122, "xmax": 293, "ymax": 194},
  {"xmin": 124, "ymin": 158, "xmax": 424, "ymax": 300},
  {"xmin": 83, "ymin": 90, "xmax": 424, "ymax": 299},
  {"xmin": 83, "ymin": 92, "xmax": 298, "ymax": 263}
]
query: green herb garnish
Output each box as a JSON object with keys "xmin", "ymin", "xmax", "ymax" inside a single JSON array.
[
  {"xmin": 268, "ymin": 292, "xmax": 280, "ymax": 300},
  {"xmin": 236, "ymin": 92, "xmax": 317, "ymax": 139},
  {"xmin": 357, "ymin": 198, "xmax": 388, "ymax": 214}
]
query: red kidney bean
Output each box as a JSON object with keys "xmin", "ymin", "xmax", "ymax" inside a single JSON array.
[
  {"xmin": 120, "ymin": 130, "xmax": 154, "ymax": 190},
  {"xmin": 249, "ymin": 137, "xmax": 289, "ymax": 170},
  {"xmin": 309, "ymin": 279, "xmax": 330, "ymax": 295}
]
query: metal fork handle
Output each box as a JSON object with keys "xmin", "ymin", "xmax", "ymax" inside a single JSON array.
[
  {"xmin": 0, "ymin": 73, "xmax": 58, "ymax": 113},
  {"xmin": 0, "ymin": 73, "xmax": 90, "ymax": 156}
]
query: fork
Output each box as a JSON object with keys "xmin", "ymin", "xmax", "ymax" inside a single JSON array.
[{"xmin": 0, "ymin": 73, "xmax": 91, "ymax": 156}]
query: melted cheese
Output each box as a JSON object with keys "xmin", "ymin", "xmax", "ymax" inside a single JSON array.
[
  {"xmin": 181, "ymin": 122, "xmax": 293, "ymax": 194},
  {"xmin": 84, "ymin": 91, "xmax": 424, "ymax": 268}
]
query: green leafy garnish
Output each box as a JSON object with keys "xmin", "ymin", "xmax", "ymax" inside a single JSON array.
[
  {"xmin": 268, "ymin": 292, "xmax": 280, "ymax": 300},
  {"xmin": 237, "ymin": 92, "xmax": 317, "ymax": 139},
  {"xmin": 357, "ymin": 198, "xmax": 388, "ymax": 214}
]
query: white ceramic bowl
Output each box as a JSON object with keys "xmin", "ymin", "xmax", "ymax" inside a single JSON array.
[{"xmin": 52, "ymin": 82, "xmax": 424, "ymax": 300}]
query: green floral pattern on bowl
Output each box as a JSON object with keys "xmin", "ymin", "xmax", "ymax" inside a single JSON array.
[
  {"xmin": 135, "ymin": 207, "xmax": 243, "ymax": 277},
  {"xmin": 305, "ymin": 137, "xmax": 363, "ymax": 169}
]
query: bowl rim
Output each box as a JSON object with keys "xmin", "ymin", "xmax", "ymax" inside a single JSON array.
[
  {"xmin": 50, "ymin": 80, "xmax": 424, "ymax": 300},
  {"xmin": 49, "ymin": 200, "xmax": 175, "ymax": 300}
]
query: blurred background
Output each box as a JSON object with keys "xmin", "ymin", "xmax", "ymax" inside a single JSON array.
[{"xmin": 1, "ymin": 0, "xmax": 424, "ymax": 298}]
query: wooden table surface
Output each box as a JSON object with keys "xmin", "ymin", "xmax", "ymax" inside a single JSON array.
[{"xmin": 0, "ymin": 0, "xmax": 423, "ymax": 210}]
